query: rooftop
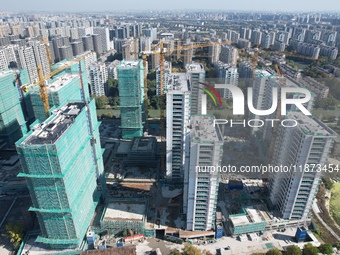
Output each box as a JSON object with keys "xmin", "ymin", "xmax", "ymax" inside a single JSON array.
[
  {"xmin": 246, "ymin": 206, "xmax": 266, "ymax": 223},
  {"xmin": 130, "ymin": 137, "xmax": 157, "ymax": 152},
  {"xmin": 103, "ymin": 201, "xmax": 146, "ymax": 222},
  {"xmin": 0, "ymin": 69, "xmax": 14, "ymax": 78},
  {"xmin": 52, "ymin": 58, "xmax": 79, "ymax": 70},
  {"xmin": 59, "ymin": 45, "xmax": 71, "ymax": 49},
  {"xmin": 156, "ymin": 61, "xmax": 172, "ymax": 71},
  {"xmin": 288, "ymin": 112, "xmax": 337, "ymax": 137},
  {"xmin": 190, "ymin": 115, "xmax": 223, "ymax": 143},
  {"xmin": 230, "ymin": 215, "xmax": 250, "ymax": 226},
  {"xmin": 46, "ymin": 73, "xmax": 78, "ymax": 92},
  {"xmin": 119, "ymin": 60, "xmax": 141, "ymax": 68},
  {"xmin": 186, "ymin": 62, "xmax": 205, "ymax": 73},
  {"xmin": 255, "ymin": 69, "xmax": 275, "ymax": 78},
  {"xmin": 167, "ymin": 73, "xmax": 190, "ymax": 93},
  {"xmin": 22, "ymin": 102, "xmax": 85, "ymax": 145},
  {"xmin": 230, "ymin": 206, "xmax": 266, "ymax": 226}
]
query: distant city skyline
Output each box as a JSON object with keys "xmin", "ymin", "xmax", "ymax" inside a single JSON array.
[{"xmin": 1, "ymin": 0, "xmax": 340, "ymax": 12}]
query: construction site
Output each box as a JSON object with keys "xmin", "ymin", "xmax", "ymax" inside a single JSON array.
[
  {"xmin": 117, "ymin": 60, "xmax": 145, "ymax": 139},
  {"xmin": 0, "ymin": 69, "xmax": 30, "ymax": 145},
  {"xmin": 28, "ymin": 59, "xmax": 90, "ymax": 122},
  {"xmin": 1, "ymin": 33, "xmax": 332, "ymax": 255}
]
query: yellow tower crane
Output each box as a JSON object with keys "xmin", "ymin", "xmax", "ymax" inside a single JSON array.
[
  {"xmin": 21, "ymin": 54, "xmax": 90, "ymax": 118},
  {"xmin": 42, "ymin": 36, "xmax": 53, "ymax": 68},
  {"xmin": 141, "ymin": 39, "xmax": 232, "ymax": 176}
]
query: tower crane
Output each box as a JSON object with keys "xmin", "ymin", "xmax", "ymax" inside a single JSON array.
[
  {"xmin": 21, "ymin": 53, "xmax": 90, "ymax": 118},
  {"xmin": 42, "ymin": 36, "xmax": 53, "ymax": 68},
  {"xmin": 141, "ymin": 39, "xmax": 232, "ymax": 176}
]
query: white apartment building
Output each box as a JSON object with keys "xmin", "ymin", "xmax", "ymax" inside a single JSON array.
[
  {"xmin": 186, "ymin": 62, "xmax": 206, "ymax": 115},
  {"xmin": 184, "ymin": 115, "xmax": 223, "ymax": 231},
  {"xmin": 93, "ymin": 27, "xmax": 113, "ymax": 52},
  {"xmin": 214, "ymin": 61, "xmax": 239, "ymax": 99},
  {"xmin": 156, "ymin": 61, "xmax": 172, "ymax": 95},
  {"xmin": 15, "ymin": 45, "xmax": 39, "ymax": 83},
  {"xmin": 166, "ymin": 73, "xmax": 191, "ymax": 182},
  {"xmin": 269, "ymin": 112, "xmax": 337, "ymax": 220},
  {"xmin": 220, "ymin": 45, "xmax": 238, "ymax": 66},
  {"xmin": 0, "ymin": 45, "xmax": 17, "ymax": 70},
  {"xmin": 249, "ymin": 70, "xmax": 280, "ymax": 138},
  {"xmin": 29, "ymin": 41, "xmax": 50, "ymax": 77}
]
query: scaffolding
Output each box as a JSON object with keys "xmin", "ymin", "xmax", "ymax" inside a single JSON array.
[
  {"xmin": 16, "ymin": 100, "xmax": 104, "ymax": 249},
  {"xmin": 229, "ymin": 207, "xmax": 267, "ymax": 236},
  {"xmin": 99, "ymin": 198, "xmax": 147, "ymax": 235},
  {"xmin": 0, "ymin": 69, "xmax": 28, "ymax": 144},
  {"xmin": 29, "ymin": 60, "xmax": 90, "ymax": 123},
  {"xmin": 117, "ymin": 59, "xmax": 144, "ymax": 139}
]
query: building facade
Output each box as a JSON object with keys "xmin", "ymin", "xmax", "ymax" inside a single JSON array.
[
  {"xmin": 117, "ymin": 59, "xmax": 144, "ymax": 139},
  {"xmin": 166, "ymin": 73, "xmax": 191, "ymax": 182},
  {"xmin": 0, "ymin": 69, "xmax": 29, "ymax": 144},
  {"xmin": 269, "ymin": 113, "xmax": 336, "ymax": 220},
  {"xmin": 220, "ymin": 45, "xmax": 238, "ymax": 66},
  {"xmin": 184, "ymin": 115, "xmax": 223, "ymax": 231},
  {"xmin": 214, "ymin": 61, "xmax": 239, "ymax": 99},
  {"xmin": 89, "ymin": 62, "xmax": 108, "ymax": 97},
  {"xmin": 16, "ymin": 100, "xmax": 105, "ymax": 249},
  {"xmin": 186, "ymin": 62, "xmax": 205, "ymax": 115}
]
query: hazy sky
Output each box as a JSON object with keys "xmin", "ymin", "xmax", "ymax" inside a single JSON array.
[{"xmin": 1, "ymin": 0, "xmax": 339, "ymax": 12}]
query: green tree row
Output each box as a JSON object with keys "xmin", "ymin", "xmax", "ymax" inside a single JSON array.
[{"xmin": 255, "ymin": 243, "xmax": 334, "ymax": 255}]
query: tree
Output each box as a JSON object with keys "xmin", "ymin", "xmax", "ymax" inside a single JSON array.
[
  {"xmin": 94, "ymin": 95, "xmax": 108, "ymax": 109},
  {"xmin": 303, "ymin": 243, "xmax": 318, "ymax": 255},
  {"xmin": 286, "ymin": 245, "xmax": 302, "ymax": 255},
  {"xmin": 106, "ymin": 53, "xmax": 122, "ymax": 62},
  {"xmin": 286, "ymin": 45, "xmax": 296, "ymax": 53},
  {"xmin": 323, "ymin": 177, "xmax": 334, "ymax": 190},
  {"xmin": 150, "ymin": 95, "xmax": 160, "ymax": 109},
  {"xmin": 202, "ymin": 251, "xmax": 213, "ymax": 255},
  {"xmin": 169, "ymin": 249, "xmax": 182, "ymax": 255},
  {"xmin": 183, "ymin": 244, "xmax": 202, "ymax": 255},
  {"xmin": 122, "ymin": 229, "xmax": 128, "ymax": 237},
  {"xmin": 334, "ymin": 242, "xmax": 340, "ymax": 249},
  {"xmin": 101, "ymin": 112, "xmax": 113, "ymax": 119},
  {"xmin": 147, "ymin": 70, "xmax": 156, "ymax": 80},
  {"xmin": 266, "ymin": 248, "xmax": 282, "ymax": 255},
  {"xmin": 2, "ymin": 222, "xmax": 25, "ymax": 250},
  {"xmin": 322, "ymin": 114, "xmax": 336, "ymax": 122},
  {"xmin": 318, "ymin": 243, "xmax": 333, "ymax": 255},
  {"xmin": 107, "ymin": 77, "xmax": 119, "ymax": 98},
  {"xmin": 314, "ymin": 97, "xmax": 337, "ymax": 110}
]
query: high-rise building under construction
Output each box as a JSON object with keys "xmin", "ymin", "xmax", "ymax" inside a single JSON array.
[
  {"xmin": 16, "ymin": 99, "xmax": 105, "ymax": 249},
  {"xmin": 0, "ymin": 69, "xmax": 29, "ymax": 144},
  {"xmin": 117, "ymin": 59, "xmax": 144, "ymax": 139},
  {"xmin": 29, "ymin": 59, "xmax": 90, "ymax": 122}
]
